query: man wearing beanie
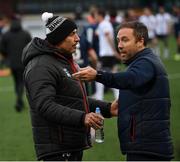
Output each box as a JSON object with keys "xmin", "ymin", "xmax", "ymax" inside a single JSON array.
[{"xmin": 22, "ymin": 12, "xmax": 118, "ymax": 161}]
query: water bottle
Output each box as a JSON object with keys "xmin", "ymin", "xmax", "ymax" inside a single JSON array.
[{"xmin": 95, "ymin": 107, "xmax": 104, "ymax": 143}]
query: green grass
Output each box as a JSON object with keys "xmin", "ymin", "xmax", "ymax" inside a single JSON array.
[
  {"xmin": 0, "ymin": 77, "xmax": 36, "ymax": 160},
  {"xmin": 0, "ymin": 36, "xmax": 180, "ymax": 160}
]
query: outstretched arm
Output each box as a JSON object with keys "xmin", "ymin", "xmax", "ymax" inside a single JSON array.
[
  {"xmin": 73, "ymin": 59, "xmax": 155, "ymax": 89},
  {"xmin": 72, "ymin": 66, "xmax": 97, "ymax": 81}
]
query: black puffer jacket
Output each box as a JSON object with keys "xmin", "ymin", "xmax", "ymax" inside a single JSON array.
[{"xmin": 22, "ymin": 37, "xmax": 111, "ymax": 160}]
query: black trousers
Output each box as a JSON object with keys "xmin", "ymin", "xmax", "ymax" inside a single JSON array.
[
  {"xmin": 11, "ymin": 68, "xmax": 24, "ymax": 107},
  {"xmin": 42, "ymin": 151, "xmax": 83, "ymax": 161},
  {"xmin": 127, "ymin": 153, "xmax": 172, "ymax": 161}
]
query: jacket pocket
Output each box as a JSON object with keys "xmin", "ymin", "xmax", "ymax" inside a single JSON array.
[
  {"xmin": 61, "ymin": 126, "xmax": 87, "ymax": 148},
  {"xmin": 58, "ymin": 126, "xmax": 63, "ymax": 143},
  {"xmin": 49, "ymin": 126, "xmax": 63, "ymax": 144},
  {"xmin": 130, "ymin": 115, "xmax": 136, "ymax": 142}
]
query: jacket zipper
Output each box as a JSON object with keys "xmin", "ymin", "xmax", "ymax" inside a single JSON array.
[
  {"xmin": 54, "ymin": 52, "xmax": 89, "ymax": 113},
  {"xmin": 69, "ymin": 59, "xmax": 91, "ymax": 146},
  {"xmin": 54, "ymin": 52, "xmax": 91, "ymax": 146},
  {"xmin": 68, "ymin": 59, "xmax": 90, "ymax": 113}
]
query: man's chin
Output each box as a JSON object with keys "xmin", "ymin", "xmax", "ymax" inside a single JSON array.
[
  {"xmin": 121, "ymin": 60, "xmax": 126, "ymax": 64},
  {"xmin": 72, "ymin": 49, "xmax": 76, "ymax": 54},
  {"xmin": 120, "ymin": 56, "xmax": 126, "ymax": 62},
  {"xmin": 121, "ymin": 58, "xmax": 127, "ymax": 64}
]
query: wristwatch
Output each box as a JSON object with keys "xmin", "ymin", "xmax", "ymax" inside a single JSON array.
[{"xmin": 96, "ymin": 70, "xmax": 103, "ymax": 81}]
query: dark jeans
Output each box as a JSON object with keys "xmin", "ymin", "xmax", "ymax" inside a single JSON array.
[
  {"xmin": 42, "ymin": 151, "xmax": 83, "ymax": 161},
  {"xmin": 127, "ymin": 153, "xmax": 171, "ymax": 161}
]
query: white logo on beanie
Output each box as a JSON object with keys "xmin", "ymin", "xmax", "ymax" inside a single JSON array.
[
  {"xmin": 41, "ymin": 12, "xmax": 67, "ymax": 34},
  {"xmin": 47, "ymin": 17, "xmax": 66, "ymax": 33}
]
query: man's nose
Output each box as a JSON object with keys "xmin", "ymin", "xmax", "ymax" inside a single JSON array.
[
  {"xmin": 118, "ymin": 41, "xmax": 124, "ymax": 52},
  {"xmin": 118, "ymin": 42, "xmax": 123, "ymax": 49},
  {"xmin": 75, "ymin": 34, "xmax": 80, "ymax": 42}
]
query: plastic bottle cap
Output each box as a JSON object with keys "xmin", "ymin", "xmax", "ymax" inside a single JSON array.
[{"xmin": 95, "ymin": 107, "xmax": 100, "ymax": 113}]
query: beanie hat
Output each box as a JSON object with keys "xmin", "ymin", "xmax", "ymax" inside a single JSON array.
[{"xmin": 41, "ymin": 12, "xmax": 77, "ymax": 45}]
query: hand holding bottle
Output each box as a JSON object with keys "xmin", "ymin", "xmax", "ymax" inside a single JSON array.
[{"xmin": 84, "ymin": 112, "xmax": 104, "ymax": 130}]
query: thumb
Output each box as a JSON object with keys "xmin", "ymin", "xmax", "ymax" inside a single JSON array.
[{"xmin": 79, "ymin": 66, "xmax": 90, "ymax": 71}]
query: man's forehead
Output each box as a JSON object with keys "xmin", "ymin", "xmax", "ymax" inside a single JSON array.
[
  {"xmin": 117, "ymin": 28, "xmax": 133, "ymax": 37},
  {"xmin": 119, "ymin": 28, "xmax": 133, "ymax": 33}
]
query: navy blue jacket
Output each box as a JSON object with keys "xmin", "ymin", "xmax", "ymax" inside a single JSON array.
[
  {"xmin": 83, "ymin": 24, "xmax": 99, "ymax": 56},
  {"xmin": 96, "ymin": 48, "xmax": 173, "ymax": 158}
]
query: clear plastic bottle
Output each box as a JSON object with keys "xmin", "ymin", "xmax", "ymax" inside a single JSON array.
[{"xmin": 95, "ymin": 107, "xmax": 104, "ymax": 143}]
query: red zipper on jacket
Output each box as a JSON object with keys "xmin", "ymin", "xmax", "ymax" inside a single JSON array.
[
  {"xmin": 130, "ymin": 115, "xmax": 136, "ymax": 142},
  {"xmin": 68, "ymin": 58, "xmax": 90, "ymax": 113},
  {"xmin": 54, "ymin": 52, "xmax": 91, "ymax": 146},
  {"xmin": 54, "ymin": 52, "xmax": 90, "ymax": 113}
]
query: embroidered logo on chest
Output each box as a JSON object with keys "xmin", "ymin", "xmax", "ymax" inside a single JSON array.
[{"xmin": 63, "ymin": 68, "xmax": 71, "ymax": 78}]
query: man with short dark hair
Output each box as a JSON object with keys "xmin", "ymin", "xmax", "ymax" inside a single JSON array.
[
  {"xmin": 22, "ymin": 12, "xmax": 118, "ymax": 161},
  {"xmin": 73, "ymin": 21, "xmax": 174, "ymax": 161}
]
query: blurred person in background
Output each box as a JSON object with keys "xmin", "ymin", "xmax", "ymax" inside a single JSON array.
[
  {"xmin": 155, "ymin": 6, "xmax": 172, "ymax": 58},
  {"xmin": 85, "ymin": 4, "xmax": 99, "ymax": 54},
  {"xmin": 105, "ymin": 7, "xmax": 123, "ymax": 24},
  {"xmin": 0, "ymin": 14, "xmax": 11, "ymax": 75},
  {"xmin": 0, "ymin": 13, "xmax": 10, "ymax": 36},
  {"xmin": 123, "ymin": 8, "xmax": 138, "ymax": 22},
  {"xmin": 74, "ymin": 5, "xmax": 88, "ymax": 36},
  {"xmin": 108, "ymin": 7, "xmax": 122, "ymax": 54},
  {"xmin": 84, "ymin": 7, "xmax": 100, "ymax": 96},
  {"xmin": 0, "ymin": 14, "xmax": 5, "ymax": 72},
  {"xmin": 73, "ymin": 21, "xmax": 174, "ymax": 161},
  {"xmin": 73, "ymin": 33, "xmax": 98, "ymax": 69},
  {"xmin": 73, "ymin": 31, "xmax": 98, "ymax": 95},
  {"xmin": 22, "ymin": 12, "xmax": 118, "ymax": 161},
  {"xmin": 86, "ymin": 5, "xmax": 98, "ymax": 25},
  {"xmin": 139, "ymin": 7, "xmax": 158, "ymax": 54},
  {"xmin": 0, "ymin": 14, "xmax": 32, "ymax": 112},
  {"xmin": 92, "ymin": 8, "xmax": 119, "ymax": 100},
  {"xmin": 172, "ymin": 6, "xmax": 180, "ymax": 61}
]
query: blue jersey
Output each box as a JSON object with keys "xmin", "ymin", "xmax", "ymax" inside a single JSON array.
[
  {"xmin": 174, "ymin": 14, "xmax": 180, "ymax": 38},
  {"xmin": 83, "ymin": 24, "xmax": 99, "ymax": 56}
]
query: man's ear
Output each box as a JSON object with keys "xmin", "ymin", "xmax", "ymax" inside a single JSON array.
[{"xmin": 137, "ymin": 38, "xmax": 144, "ymax": 48}]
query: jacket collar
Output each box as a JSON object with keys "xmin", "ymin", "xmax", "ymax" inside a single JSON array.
[
  {"xmin": 45, "ymin": 39, "xmax": 73, "ymax": 61},
  {"xmin": 125, "ymin": 48, "xmax": 152, "ymax": 66},
  {"xmin": 54, "ymin": 48, "xmax": 73, "ymax": 60}
]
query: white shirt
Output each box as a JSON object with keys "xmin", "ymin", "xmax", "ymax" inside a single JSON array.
[
  {"xmin": 139, "ymin": 15, "xmax": 156, "ymax": 39},
  {"xmin": 155, "ymin": 13, "xmax": 171, "ymax": 35},
  {"xmin": 96, "ymin": 19, "xmax": 114, "ymax": 57}
]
